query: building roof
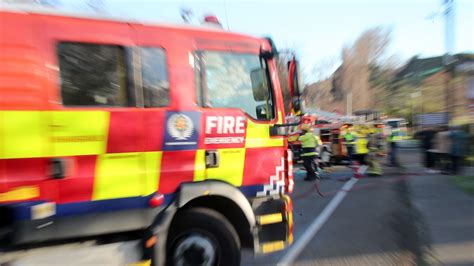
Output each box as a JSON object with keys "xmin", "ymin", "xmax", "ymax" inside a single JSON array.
[
  {"xmin": 395, "ymin": 56, "xmax": 444, "ymax": 79},
  {"xmin": 395, "ymin": 53, "xmax": 474, "ymax": 81}
]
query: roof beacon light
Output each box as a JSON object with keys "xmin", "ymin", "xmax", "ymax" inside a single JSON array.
[{"xmin": 203, "ymin": 15, "xmax": 222, "ymax": 28}]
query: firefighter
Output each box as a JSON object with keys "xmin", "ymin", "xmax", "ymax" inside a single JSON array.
[
  {"xmin": 387, "ymin": 128, "xmax": 400, "ymax": 167},
  {"xmin": 367, "ymin": 124, "xmax": 384, "ymax": 176},
  {"xmin": 342, "ymin": 125, "xmax": 356, "ymax": 164},
  {"xmin": 354, "ymin": 126, "xmax": 369, "ymax": 174},
  {"xmin": 298, "ymin": 123, "xmax": 321, "ymax": 181}
]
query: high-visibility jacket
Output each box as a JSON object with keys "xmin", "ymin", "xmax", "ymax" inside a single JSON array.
[
  {"xmin": 355, "ymin": 132, "xmax": 369, "ymax": 154},
  {"xmin": 299, "ymin": 132, "xmax": 321, "ymax": 157},
  {"xmin": 388, "ymin": 128, "xmax": 403, "ymax": 142},
  {"xmin": 343, "ymin": 132, "xmax": 356, "ymax": 146}
]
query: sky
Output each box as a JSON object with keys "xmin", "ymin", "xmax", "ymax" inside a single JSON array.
[{"xmin": 60, "ymin": 0, "xmax": 473, "ymax": 82}]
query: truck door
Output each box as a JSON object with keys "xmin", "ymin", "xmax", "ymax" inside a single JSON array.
[
  {"xmin": 133, "ymin": 25, "xmax": 202, "ymax": 196},
  {"xmin": 41, "ymin": 17, "xmax": 150, "ymax": 219},
  {"xmin": 194, "ymin": 47, "xmax": 286, "ymax": 195}
]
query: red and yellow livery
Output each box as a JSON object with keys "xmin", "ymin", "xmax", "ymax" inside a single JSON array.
[{"xmin": 0, "ymin": 5, "xmax": 295, "ymax": 265}]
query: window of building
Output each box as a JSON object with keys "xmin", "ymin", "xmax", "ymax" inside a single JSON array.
[{"xmin": 58, "ymin": 43, "xmax": 129, "ymax": 107}]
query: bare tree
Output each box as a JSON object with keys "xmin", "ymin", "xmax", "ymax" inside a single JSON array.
[
  {"xmin": 310, "ymin": 56, "xmax": 338, "ymax": 82},
  {"xmin": 336, "ymin": 27, "xmax": 392, "ymax": 112}
]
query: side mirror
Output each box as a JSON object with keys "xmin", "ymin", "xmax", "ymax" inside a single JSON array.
[
  {"xmin": 260, "ymin": 37, "xmax": 278, "ymax": 59},
  {"xmin": 256, "ymin": 104, "xmax": 268, "ymax": 120},
  {"xmin": 288, "ymin": 56, "xmax": 302, "ymax": 115},
  {"xmin": 250, "ymin": 68, "xmax": 269, "ymax": 101},
  {"xmin": 292, "ymin": 97, "xmax": 301, "ymax": 114},
  {"xmin": 270, "ymin": 125, "xmax": 288, "ymax": 136}
]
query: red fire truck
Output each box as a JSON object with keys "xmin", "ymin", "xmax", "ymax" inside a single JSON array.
[{"xmin": 0, "ymin": 6, "xmax": 298, "ymax": 265}]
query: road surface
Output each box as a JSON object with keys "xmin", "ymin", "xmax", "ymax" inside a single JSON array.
[{"xmin": 243, "ymin": 149, "xmax": 474, "ymax": 266}]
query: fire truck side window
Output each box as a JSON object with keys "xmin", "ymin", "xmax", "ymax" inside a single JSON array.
[
  {"xmin": 140, "ymin": 47, "xmax": 169, "ymax": 107},
  {"xmin": 58, "ymin": 43, "xmax": 129, "ymax": 107},
  {"xmin": 201, "ymin": 51, "xmax": 275, "ymax": 120}
]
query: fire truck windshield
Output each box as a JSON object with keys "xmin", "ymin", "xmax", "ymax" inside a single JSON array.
[{"xmin": 200, "ymin": 51, "xmax": 275, "ymax": 120}]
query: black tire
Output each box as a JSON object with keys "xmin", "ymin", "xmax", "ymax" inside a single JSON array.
[{"xmin": 166, "ymin": 207, "xmax": 241, "ymax": 266}]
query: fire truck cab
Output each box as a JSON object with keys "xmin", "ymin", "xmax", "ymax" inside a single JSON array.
[{"xmin": 0, "ymin": 6, "xmax": 295, "ymax": 265}]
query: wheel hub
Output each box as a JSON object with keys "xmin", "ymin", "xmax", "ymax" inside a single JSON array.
[{"xmin": 174, "ymin": 234, "xmax": 216, "ymax": 266}]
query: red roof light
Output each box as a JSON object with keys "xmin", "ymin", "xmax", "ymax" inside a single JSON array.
[{"xmin": 203, "ymin": 15, "xmax": 221, "ymax": 26}]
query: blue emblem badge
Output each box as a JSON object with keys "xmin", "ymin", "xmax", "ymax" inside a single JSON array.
[{"xmin": 163, "ymin": 111, "xmax": 200, "ymax": 151}]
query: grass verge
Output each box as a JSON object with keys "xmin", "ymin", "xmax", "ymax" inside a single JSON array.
[{"xmin": 451, "ymin": 175, "xmax": 474, "ymax": 195}]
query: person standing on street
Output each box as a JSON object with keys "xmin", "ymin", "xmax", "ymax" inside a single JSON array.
[
  {"xmin": 299, "ymin": 123, "xmax": 321, "ymax": 181},
  {"xmin": 450, "ymin": 126, "xmax": 468, "ymax": 175},
  {"xmin": 387, "ymin": 127, "xmax": 400, "ymax": 167},
  {"xmin": 433, "ymin": 126, "xmax": 451, "ymax": 174},
  {"xmin": 417, "ymin": 127, "xmax": 437, "ymax": 172},
  {"xmin": 367, "ymin": 124, "xmax": 384, "ymax": 176},
  {"xmin": 354, "ymin": 126, "xmax": 369, "ymax": 174},
  {"xmin": 342, "ymin": 125, "xmax": 356, "ymax": 165}
]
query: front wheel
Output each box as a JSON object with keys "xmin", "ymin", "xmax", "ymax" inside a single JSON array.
[{"xmin": 166, "ymin": 207, "xmax": 241, "ymax": 266}]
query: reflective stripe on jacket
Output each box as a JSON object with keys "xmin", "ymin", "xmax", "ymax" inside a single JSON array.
[
  {"xmin": 343, "ymin": 132, "xmax": 356, "ymax": 146},
  {"xmin": 299, "ymin": 132, "xmax": 320, "ymax": 157},
  {"xmin": 355, "ymin": 133, "xmax": 369, "ymax": 154},
  {"xmin": 388, "ymin": 129, "xmax": 401, "ymax": 142}
]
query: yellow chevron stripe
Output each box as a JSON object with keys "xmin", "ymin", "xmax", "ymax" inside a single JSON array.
[
  {"xmin": 257, "ymin": 213, "xmax": 283, "ymax": 225},
  {"xmin": 261, "ymin": 240, "xmax": 285, "ymax": 253},
  {"xmin": 129, "ymin": 260, "xmax": 151, "ymax": 266}
]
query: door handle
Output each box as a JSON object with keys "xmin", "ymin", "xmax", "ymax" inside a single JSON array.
[
  {"xmin": 205, "ymin": 150, "xmax": 220, "ymax": 168},
  {"xmin": 49, "ymin": 158, "xmax": 66, "ymax": 179}
]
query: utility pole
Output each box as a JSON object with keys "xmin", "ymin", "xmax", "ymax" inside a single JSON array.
[
  {"xmin": 346, "ymin": 92, "xmax": 352, "ymax": 116},
  {"xmin": 444, "ymin": 0, "xmax": 455, "ymax": 54},
  {"xmin": 442, "ymin": 0, "xmax": 455, "ymax": 123},
  {"xmin": 427, "ymin": 0, "xmax": 455, "ymax": 54},
  {"xmin": 428, "ymin": 0, "xmax": 456, "ymax": 124}
]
